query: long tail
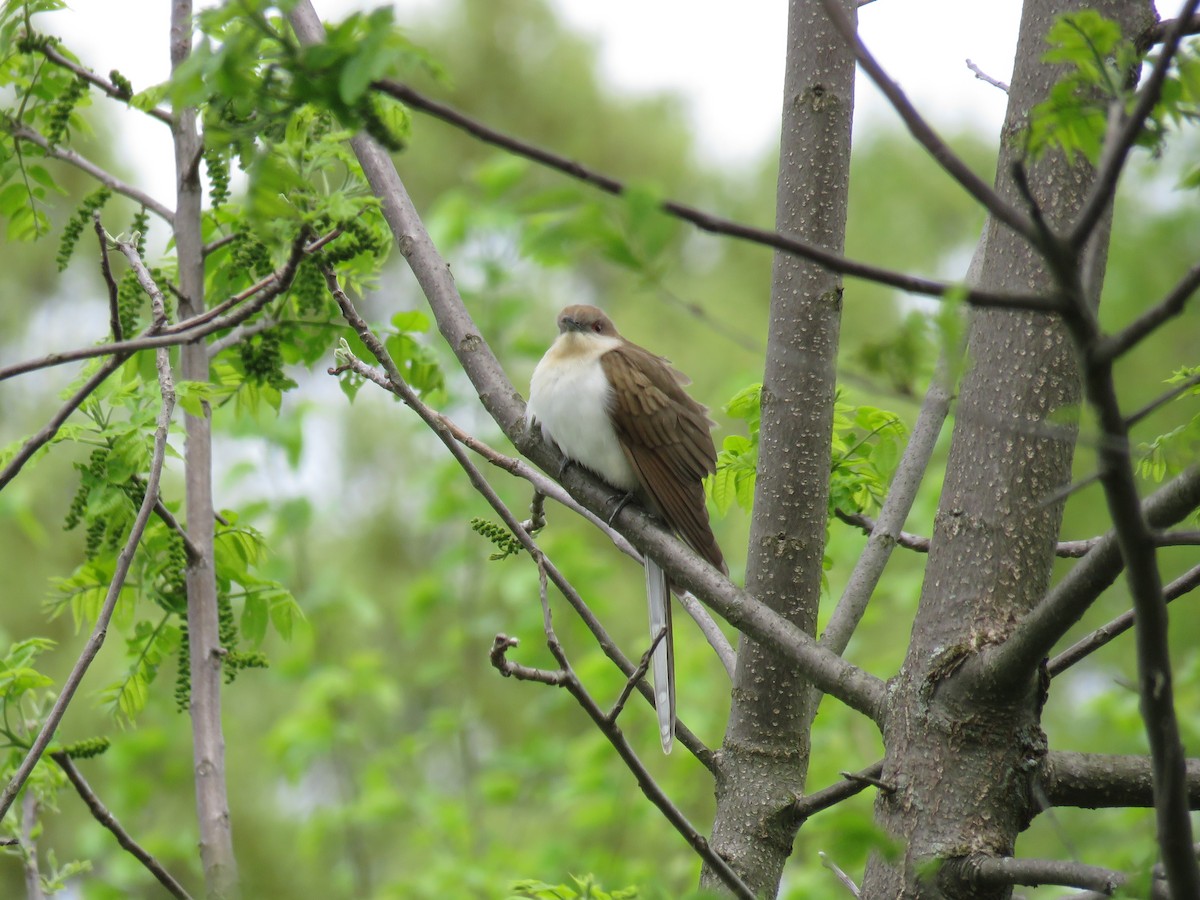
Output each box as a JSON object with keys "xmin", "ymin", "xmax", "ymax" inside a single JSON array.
[{"xmin": 645, "ymin": 556, "xmax": 675, "ymax": 754}]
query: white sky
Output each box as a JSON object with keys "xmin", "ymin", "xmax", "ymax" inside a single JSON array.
[{"xmin": 52, "ymin": 1, "xmax": 1181, "ymax": 197}]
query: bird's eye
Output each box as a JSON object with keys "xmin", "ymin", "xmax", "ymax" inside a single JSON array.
[{"xmin": 591, "ymin": 322, "xmax": 603, "ymax": 333}]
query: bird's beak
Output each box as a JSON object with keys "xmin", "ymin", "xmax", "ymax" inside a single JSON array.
[{"xmin": 558, "ymin": 315, "xmax": 582, "ymax": 334}]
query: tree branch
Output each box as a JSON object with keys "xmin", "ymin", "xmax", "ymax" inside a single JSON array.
[
  {"xmin": 367, "ymin": 78, "xmax": 1057, "ymax": 313},
  {"xmin": 490, "ymin": 564, "xmax": 757, "ymax": 900},
  {"xmin": 1047, "ymin": 562, "xmax": 1200, "ymax": 676},
  {"xmin": 791, "ymin": 760, "xmax": 885, "ymax": 824},
  {"xmin": 51, "ymin": 753, "xmax": 193, "ymax": 899},
  {"xmin": 817, "ymin": 362, "xmax": 952, "ymax": 661},
  {"xmin": 7, "ymin": 122, "xmax": 174, "ymax": 224},
  {"xmin": 1040, "ymin": 751, "xmax": 1200, "ymax": 811},
  {"xmin": 945, "ymin": 853, "xmax": 1123, "ymax": 894},
  {"xmin": 976, "ymin": 465, "xmax": 1200, "ymax": 689},
  {"xmin": 813, "ymin": 0, "xmax": 1037, "ymax": 244},
  {"xmin": 1097, "ymin": 259, "xmax": 1200, "ymax": 362},
  {"xmin": 0, "ymin": 229, "xmax": 315, "ymax": 384},
  {"xmin": 325, "ymin": 276, "xmax": 718, "ymax": 768},
  {"xmin": 170, "ymin": 2, "xmax": 239, "ymax": 894},
  {"xmin": 0, "ymin": 261, "xmax": 175, "ymax": 823},
  {"xmin": 288, "ymin": 0, "xmax": 886, "ymax": 725},
  {"xmin": 34, "ymin": 43, "xmax": 173, "ymax": 125}
]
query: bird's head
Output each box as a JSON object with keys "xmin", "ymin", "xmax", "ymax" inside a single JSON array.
[{"xmin": 558, "ymin": 305, "xmax": 620, "ymax": 339}]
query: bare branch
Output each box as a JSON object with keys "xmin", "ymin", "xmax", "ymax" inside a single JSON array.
[
  {"xmin": 1048, "ymin": 563, "xmax": 1200, "ymax": 677},
  {"xmin": 0, "ymin": 352, "xmax": 129, "ymax": 493},
  {"xmin": 1098, "ymin": 260, "xmax": 1200, "ymax": 362},
  {"xmin": 35, "ymin": 43, "xmax": 173, "ymax": 125},
  {"xmin": 977, "ymin": 465, "xmax": 1200, "ymax": 689},
  {"xmin": 51, "ymin": 753, "xmax": 193, "ymax": 899},
  {"xmin": 94, "ymin": 213, "xmax": 123, "ymax": 342},
  {"xmin": 607, "ymin": 629, "xmax": 664, "ymax": 725},
  {"xmin": 966, "ymin": 59, "xmax": 1010, "ymax": 92},
  {"xmin": 368, "ymin": 78, "xmax": 1057, "ymax": 313},
  {"xmin": 792, "ymin": 760, "xmax": 885, "ymax": 824},
  {"xmin": 1126, "ymin": 369, "xmax": 1200, "ymax": 429},
  {"xmin": 1040, "ymin": 751, "xmax": 1200, "ymax": 811},
  {"xmin": 813, "ymin": 0, "xmax": 1037, "ymax": 244},
  {"xmin": 7, "ymin": 122, "xmax": 174, "ymax": 224},
  {"xmin": 489, "ymin": 581, "xmax": 757, "ymax": 900},
  {"xmin": 816, "ymin": 356, "xmax": 953, "ymax": 676},
  {"xmin": 836, "ymin": 509, "xmax": 1102, "ymax": 558},
  {"xmin": 946, "ymin": 854, "xmax": 1124, "ymax": 894},
  {"xmin": 819, "ymin": 852, "xmax": 862, "ymax": 898},
  {"xmin": 289, "ymin": 0, "xmax": 886, "ymax": 726}
]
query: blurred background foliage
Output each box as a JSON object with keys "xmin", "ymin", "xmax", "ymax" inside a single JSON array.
[{"xmin": 0, "ymin": 0, "xmax": 1197, "ymax": 897}]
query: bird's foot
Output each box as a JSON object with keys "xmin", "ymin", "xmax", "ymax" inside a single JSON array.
[
  {"xmin": 555, "ymin": 456, "xmax": 573, "ymax": 480},
  {"xmin": 606, "ymin": 491, "xmax": 635, "ymax": 526}
]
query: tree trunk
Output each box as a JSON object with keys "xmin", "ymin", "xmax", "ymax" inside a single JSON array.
[
  {"xmin": 703, "ymin": 0, "xmax": 856, "ymax": 894},
  {"xmin": 170, "ymin": 2, "xmax": 240, "ymax": 897},
  {"xmin": 859, "ymin": 0, "xmax": 1154, "ymax": 896}
]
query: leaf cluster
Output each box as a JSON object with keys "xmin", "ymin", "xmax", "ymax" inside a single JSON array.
[{"xmin": 1028, "ymin": 11, "xmax": 1200, "ymax": 171}]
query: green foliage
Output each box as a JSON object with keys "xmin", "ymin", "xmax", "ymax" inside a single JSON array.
[
  {"xmin": 1028, "ymin": 11, "xmax": 1200, "ymax": 166},
  {"xmin": 708, "ymin": 383, "xmax": 906, "ymax": 520},
  {"xmin": 1136, "ymin": 365, "xmax": 1200, "ymax": 484},
  {"xmin": 708, "ymin": 384, "xmax": 761, "ymax": 517},
  {"xmin": 829, "ymin": 400, "xmax": 907, "ymax": 516},
  {"xmin": 382, "ymin": 309, "xmax": 446, "ymax": 400},
  {"xmin": 509, "ymin": 874, "xmax": 639, "ymax": 899}
]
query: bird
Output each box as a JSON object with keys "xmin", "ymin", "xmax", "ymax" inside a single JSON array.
[{"xmin": 526, "ymin": 304, "xmax": 727, "ymax": 753}]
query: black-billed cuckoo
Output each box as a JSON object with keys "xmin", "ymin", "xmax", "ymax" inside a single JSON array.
[{"xmin": 527, "ymin": 304, "xmax": 727, "ymax": 753}]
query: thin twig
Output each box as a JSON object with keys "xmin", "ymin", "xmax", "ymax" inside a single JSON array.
[
  {"xmin": 369, "ymin": 80, "xmax": 1055, "ymax": 313},
  {"xmin": 0, "ymin": 353, "xmax": 129, "ymax": 492},
  {"xmin": 7, "ymin": 122, "xmax": 174, "ymax": 224},
  {"xmin": 819, "ymin": 852, "xmax": 862, "ymax": 898},
  {"xmin": 607, "ymin": 628, "xmax": 665, "ymax": 724},
  {"xmin": 36, "ymin": 43, "xmax": 173, "ymax": 125},
  {"xmin": 812, "ymin": 0, "xmax": 1036, "ymax": 244},
  {"xmin": 965, "ymin": 59, "xmax": 1009, "ymax": 92},
  {"xmin": 1098, "ymin": 260, "xmax": 1200, "ymax": 363},
  {"xmin": 491, "ymin": 575, "xmax": 757, "ymax": 900},
  {"xmin": 94, "ymin": 213, "xmax": 123, "ymax": 342},
  {"xmin": 835, "ymin": 509, "xmax": 1103, "ymax": 558},
  {"xmin": 50, "ymin": 753, "xmax": 193, "ymax": 899},
  {"xmin": 1047, "ymin": 563, "xmax": 1200, "ymax": 677},
  {"xmin": 0, "ymin": 230, "xmax": 320, "ymax": 384},
  {"xmin": 1125, "ymin": 370, "xmax": 1200, "ymax": 429},
  {"xmin": 791, "ymin": 760, "xmax": 884, "ymax": 824}
]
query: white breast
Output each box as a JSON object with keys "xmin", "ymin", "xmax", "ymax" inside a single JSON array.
[{"xmin": 527, "ymin": 333, "xmax": 639, "ymax": 491}]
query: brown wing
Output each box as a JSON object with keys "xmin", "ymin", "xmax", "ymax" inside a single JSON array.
[{"xmin": 601, "ymin": 342, "xmax": 727, "ymax": 574}]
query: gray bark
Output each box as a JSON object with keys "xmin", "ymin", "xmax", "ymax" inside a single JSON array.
[
  {"xmin": 859, "ymin": 1, "xmax": 1154, "ymax": 897},
  {"xmin": 702, "ymin": 0, "xmax": 856, "ymax": 895},
  {"xmin": 170, "ymin": 2, "xmax": 239, "ymax": 897}
]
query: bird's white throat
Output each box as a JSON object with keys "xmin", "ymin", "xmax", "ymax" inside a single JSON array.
[{"xmin": 527, "ymin": 331, "xmax": 639, "ymax": 491}]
